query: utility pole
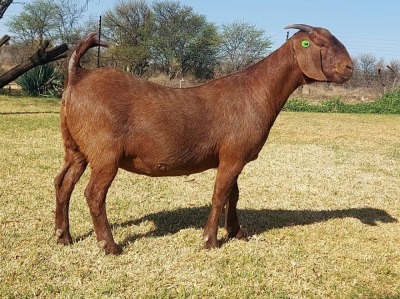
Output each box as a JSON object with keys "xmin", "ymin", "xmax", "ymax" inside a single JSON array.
[{"xmin": 97, "ymin": 15, "xmax": 102, "ymax": 68}]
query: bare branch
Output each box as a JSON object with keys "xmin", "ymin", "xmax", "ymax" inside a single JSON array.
[{"xmin": 387, "ymin": 65, "xmax": 395, "ymax": 74}]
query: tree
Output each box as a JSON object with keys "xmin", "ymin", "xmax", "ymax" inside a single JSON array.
[
  {"xmin": 386, "ymin": 59, "xmax": 400, "ymax": 90},
  {"xmin": 0, "ymin": 40, "xmax": 67, "ymax": 89},
  {"xmin": 0, "ymin": 0, "xmax": 12, "ymax": 19},
  {"xmin": 152, "ymin": 0, "xmax": 219, "ymax": 80},
  {"xmin": 188, "ymin": 23, "xmax": 219, "ymax": 80},
  {"xmin": 387, "ymin": 59, "xmax": 400, "ymax": 79},
  {"xmin": 6, "ymin": 0, "xmax": 59, "ymax": 46},
  {"xmin": 358, "ymin": 53, "xmax": 377, "ymax": 86},
  {"xmin": 0, "ymin": 0, "xmax": 68, "ymax": 89},
  {"xmin": 53, "ymin": 0, "xmax": 87, "ymax": 44},
  {"xmin": 103, "ymin": 0, "xmax": 153, "ymax": 76},
  {"xmin": 6, "ymin": 0, "xmax": 85, "ymax": 46},
  {"xmin": 358, "ymin": 53, "xmax": 377, "ymax": 74},
  {"xmin": 218, "ymin": 20, "xmax": 272, "ymax": 74}
]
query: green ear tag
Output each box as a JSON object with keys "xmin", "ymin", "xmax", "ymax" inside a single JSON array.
[{"xmin": 302, "ymin": 40, "xmax": 310, "ymax": 48}]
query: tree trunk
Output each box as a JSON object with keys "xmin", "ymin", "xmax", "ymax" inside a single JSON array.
[
  {"xmin": 0, "ymin": 0, "xmax": 13, "ymax": 19},
  {"xmin": 0, "ymin": 1, "xmax": 69, "ymax": 89},
  {"xmin": 0, "ymin": 40, "xmax": 68, "ymax": 89}
]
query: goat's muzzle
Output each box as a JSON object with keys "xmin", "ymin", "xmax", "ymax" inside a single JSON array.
[{"xmin": 334, "ymin": 59, "xmax": 354, "ymax": 83}]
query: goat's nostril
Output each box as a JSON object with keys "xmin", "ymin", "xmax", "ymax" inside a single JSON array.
[
  {"xmin": 347, "ymin": 61, "xmax": 354, "ymax": 70},
  {"xmin": 343, "ymin": 63, "xmax": 353, "ymax": 74}
]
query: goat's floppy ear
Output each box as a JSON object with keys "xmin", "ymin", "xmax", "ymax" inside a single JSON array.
[{"xmin": 292, "ymin": 37, "xmax": 327, "ymax": 81}]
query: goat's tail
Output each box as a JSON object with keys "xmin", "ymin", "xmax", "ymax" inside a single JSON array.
[{"xmin": 67, "ymin": 32, "xmax": 108, "ymax": 84}]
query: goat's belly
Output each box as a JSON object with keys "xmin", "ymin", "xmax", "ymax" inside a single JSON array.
[{"xmin": 119, "ymin": 156, "xmax": 218, "ymax": 177}]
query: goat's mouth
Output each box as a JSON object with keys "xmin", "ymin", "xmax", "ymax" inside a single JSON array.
[
  {"xmin": 337, "ymin": 72, "xmax": 350, "ymax": 80},
  {"xmin": 334, "ymin": 63, "xmax": 353, "ymax": 82},
  {"xmin": 334, "ymin": 70, "xmax": 352, "ymax": 83}
]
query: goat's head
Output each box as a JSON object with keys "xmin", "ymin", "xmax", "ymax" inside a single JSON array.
[{"xmin": 285, "ymin": 24, "xmax": 353, "ymax": 84}]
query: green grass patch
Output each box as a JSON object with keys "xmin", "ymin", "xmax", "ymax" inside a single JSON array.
[
  {"xmin": 284, "ymin": 89, "xmax": 400, "ymax": 114},
  {"xmin": 1, "ymin": 97, "xmax": 400, "ymax": 298}
]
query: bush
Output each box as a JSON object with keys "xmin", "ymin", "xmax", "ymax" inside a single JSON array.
[
  {"xmin": 320, "ymin": 98, "xmax": 347, "ymax": 113},
  {"xmin": 352, "ymin": 90, "xmax": 400, "ymax": 114},
  {"xmin": 282, "ymin": 98, "xmax": 312, "ymax": 112},
  {"xmin": 16, "ymin": 64, "xmax": 62, "ymax": 97},
  {"xmin": 284, "ymin": 90, "xmax": 400, "ymax": 114}
]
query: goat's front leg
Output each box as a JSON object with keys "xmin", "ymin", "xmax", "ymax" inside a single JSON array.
[{"xmin": 203, "ymin": 161, "xmax": 244, "ymax": 249}]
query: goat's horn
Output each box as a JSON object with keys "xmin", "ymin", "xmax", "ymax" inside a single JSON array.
[{"xmin": 284, "ymin": 24, "xmax": 315, "ymax": 33}]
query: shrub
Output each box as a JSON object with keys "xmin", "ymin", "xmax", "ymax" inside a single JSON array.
[
  {"xmin": 282, "ymin": 98, "xmax": 312, "ymax": 112},
  {"xmin": 284, "ymin": 90, "xmax": 400, "ymax": 114},
  {"xmin": 355, "ymin": 90, "xmax": 400, "ymax": 114},
  {"xmin": 320, "ymin": 97, "xmax": 347, "ymax": 113},
  {"xmin": 16, "ymin": 64, "xmax": 62, "ymax": 97}
]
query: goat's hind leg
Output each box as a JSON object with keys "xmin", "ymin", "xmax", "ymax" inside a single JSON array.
[
  {"xmin": 84, "ymin": 161, "xmax": 120, "ymax": 255},
  {"xmin": 224, "ymin": 181, "xmax": 246, "ymax": 240},
  {"xmin": 54, "ymin": 148, "xmax": 87, "ymax": 245}
]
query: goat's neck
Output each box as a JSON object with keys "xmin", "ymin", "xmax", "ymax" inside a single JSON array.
[{"xmin": 249, "ymin": 41, "xmax": 306, "ymax": 114}]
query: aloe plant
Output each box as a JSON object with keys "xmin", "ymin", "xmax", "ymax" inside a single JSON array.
[{"xmin": 16, "ymin": 64, "xmax": 61, "ymax": 96}]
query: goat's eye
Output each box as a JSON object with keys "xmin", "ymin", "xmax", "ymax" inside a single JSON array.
[{"xmin": 301, "ymin": 40, "xmax": 310, "ymax": 48}]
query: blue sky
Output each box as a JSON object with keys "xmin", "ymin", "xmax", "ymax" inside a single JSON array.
[{"xmin": 1, "ymin": 0, "xmax": 399, "ymax": 62}]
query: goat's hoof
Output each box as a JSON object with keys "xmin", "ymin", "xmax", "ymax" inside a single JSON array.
[
  {"xmin": 105, "ymin": 244, "xmax": 122, "ymax": 255},
  {"xmin": 55, "ymin": 229, "xmax": 73, "ymax": 245},
  {"xmin": 55, "ymin": 229, "xmax": 63, "ymax": 237},
  {"xmin": 98, "ymin": 240, "xmax": 122, "ymax": 255},
  {"xmin": 228, "ymin": 227, "xmax": 248, "ymax": 241},
  {"xmin": 202, "ymin": 236, "xmax": 220, "ymax": 249}
]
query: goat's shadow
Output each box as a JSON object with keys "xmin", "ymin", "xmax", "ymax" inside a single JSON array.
[{"xmin": 75, "ymin": 205, "xmax": 397, "ymax": 249}]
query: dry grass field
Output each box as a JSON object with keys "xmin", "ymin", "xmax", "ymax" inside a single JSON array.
[{"xmin": 0, "ymin": 95, "xmax": 399, "ymax": 298}]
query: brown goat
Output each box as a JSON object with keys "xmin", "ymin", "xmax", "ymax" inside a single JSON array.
[{"xmin": 54, "ymin": 24, "xmax": 353, "ymax": 254}]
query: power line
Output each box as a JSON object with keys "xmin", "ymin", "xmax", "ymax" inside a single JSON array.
[{"xmin": 266, "ymin": 31, "xmax": 400, "ymax": 60}]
